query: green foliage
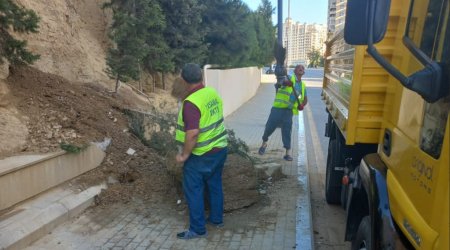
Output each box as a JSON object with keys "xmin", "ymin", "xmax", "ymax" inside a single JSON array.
[
  {"xmin": 140, "ymin": 0, "xmax": 173, "ymax": 73},
  {"xmin": 0, "ymin": 0, "xmax": 40, "ymax": 64},
  {"xmin": 104, "ymin": 0, "xmax": 170, "ymax": 84},
  {"xmin": 249, "ymin": 0, "xmax": 276, "ymax": 66},
  {"xmin": 157, "ymin": 0, "xmax": 208, "ymax": 70},
  {"xmin": 104, "ymin": 0, "xmax": 277, "ymax": 75},
  {"xmin": 307, "ymin": 49, "xmax": 324, "ymax": 68},
  {"xmin": 203, "ymin": 0, "xmax": 255, "ymax": 67},
  {"xmin": 226, "ymin": 129, "xmax": 252, "ymax": 159},
  {"xmin": 60, "ymin": 143, "xmax": 88, "ymax": 154}
]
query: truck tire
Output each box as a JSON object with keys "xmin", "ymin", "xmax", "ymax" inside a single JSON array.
[
  {"xmin": 351, "ymin": 216, "xmax": 371, "ymax": 250},
  {"xmin": 325, "ymin": 138, "xmax": 343, "ymax": 204}
]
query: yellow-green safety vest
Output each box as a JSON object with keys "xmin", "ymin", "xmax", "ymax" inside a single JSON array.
[
  {"xmin": 175, "ymin": 87, "xmax": 228, "ymax": 155},
  {"xmin": 272, "ymin": 75, "xmax": 305, "ymax": 115}
]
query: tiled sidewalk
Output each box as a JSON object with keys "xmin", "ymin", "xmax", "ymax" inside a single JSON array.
[{"xmin": 27, "ymin": 83, "xmax": 312, "ymax": 250}]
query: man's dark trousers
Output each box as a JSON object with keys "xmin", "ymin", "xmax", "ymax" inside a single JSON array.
[
  {"xmin": 183, "ymin": 147, "xmax": 228, "ymax": 234},
  {"xmin": 262, "ymin": 107, "xmax": 293, "ymax": 149}
]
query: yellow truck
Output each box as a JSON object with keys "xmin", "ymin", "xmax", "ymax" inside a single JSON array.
[{"xmin": 322, "ymin": 0, "xmax": 449, "ymax": 249}]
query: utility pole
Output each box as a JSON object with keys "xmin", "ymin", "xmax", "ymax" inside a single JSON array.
[
  {"xmin": 287, "ymin": 0, "xmax": 290, "ymax": 67},
  {"xmin": 274, "ymin": 0, "xmax": 286, "ymax": 91}
]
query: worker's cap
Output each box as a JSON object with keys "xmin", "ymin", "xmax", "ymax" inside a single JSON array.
[{"xmin": 181, "ymin": 63, "xmax": 203, "ymax": 84}]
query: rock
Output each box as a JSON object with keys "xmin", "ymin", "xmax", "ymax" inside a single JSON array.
[
  {"xmin": 92, "ymin": 137, "xmax": 112, "ymax": 151},
  {"xmin": 107, "ymin": 176, "xmax": 118, "ymax": 184},
  {"xmin": 254, "ymin": 162, "xmax": 284, "ymax": 179},
  {"xmin": 126, "ymin": 148, "xmax": 136, "ymax": 155}
]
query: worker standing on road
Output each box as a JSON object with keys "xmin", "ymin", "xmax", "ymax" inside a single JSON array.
[
  {"xmin": 258, "ymin": 64, "xmax": 308, "ymax": 161},
  {"xmin": 175, "ymin": 63, "xmax": 228, "ymax": 239}
]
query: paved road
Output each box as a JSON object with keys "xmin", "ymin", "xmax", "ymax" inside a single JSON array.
[{"xmin": 301, "ymin": 69, "xmax": 350, "ymax": 249}]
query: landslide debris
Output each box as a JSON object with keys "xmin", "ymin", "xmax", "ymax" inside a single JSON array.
[
  {"xmin": 7, "ymin": 65, "xmax": 175, "ymax": 204},
  {"xmin": 6, "ymin": 65, "xmax": 271, "ymax": 212}
]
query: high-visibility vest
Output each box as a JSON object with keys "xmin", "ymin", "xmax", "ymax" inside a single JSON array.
[
  {"xmin": 272, "ymin": 75, "xmax": 306, "ymax": 115},
  {"xmin": 175, "ymin": 87, "xmax": 228, "ymax": 155}
]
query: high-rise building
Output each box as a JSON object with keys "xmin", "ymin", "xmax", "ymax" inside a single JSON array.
[
  {"xmin": 283, "ymin": 18, "xmax": 327, "ymax": 66},
  {"xmin": 334, "ymin": 0, "xmax": 347, "ymax": 32},
  {"xmin": 327, "ymin": 0, "xmax": 337, "ymax": 34}
]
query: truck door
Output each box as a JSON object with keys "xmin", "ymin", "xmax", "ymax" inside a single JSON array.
[{"xmin": 382, "ymin": 0, "xmax": 449, "ymax": 248}]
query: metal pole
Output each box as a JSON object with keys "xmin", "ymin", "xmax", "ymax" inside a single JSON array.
[
  {"xmin": 287, "ymin": 0, "xmax": 290, "ymax": 67},
  {"xmin": 275, "ymin": 0, "xmax": 286, "ymax": 91},
  {"xmin": 277, "ymin": 0, "xmax": 283, "ymax": 45}
]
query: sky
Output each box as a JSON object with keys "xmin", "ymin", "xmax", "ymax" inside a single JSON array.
[{"xmin": 243, "ymin": 0, "xmax": 328, "ymax": 25}]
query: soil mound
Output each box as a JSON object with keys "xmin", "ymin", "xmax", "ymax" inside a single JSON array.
[
  {"xmin": 7, "ymin": 65, "xmax": 175, "ymax": 203},
  {"xmin": 5, "ymin": 66, "xmax": 267, "ymax": 212}
]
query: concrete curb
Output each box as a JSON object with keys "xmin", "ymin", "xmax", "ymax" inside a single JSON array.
[
  {"xmin": 0, "ymin": 184, "xmax": 105, "ymax": 250},
  {"xmin": 295, "ymin": 112, "xmax": 314, "ymax": 249}
]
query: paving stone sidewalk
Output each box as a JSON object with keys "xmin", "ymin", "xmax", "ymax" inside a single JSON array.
[{"xmin": 28, "ymin": 83, "xmax": 312, "ymax": 250}]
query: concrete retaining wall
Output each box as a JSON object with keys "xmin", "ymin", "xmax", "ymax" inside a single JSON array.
[
  {"xmin": 0, "ymin": 145, "xmax": 105, "ymax": 211},
  {"xmin": 205, "ymin": 67, "xmax": 261, "ymax": 117}
]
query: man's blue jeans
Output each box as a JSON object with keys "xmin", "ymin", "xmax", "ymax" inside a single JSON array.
[
  {"xmin": 183, "ymin": 147, "xmax": 228, "ymax": 234},
  {"xmin": 262, "ymin": 107, "xmax": 293, "ymax": 149}
]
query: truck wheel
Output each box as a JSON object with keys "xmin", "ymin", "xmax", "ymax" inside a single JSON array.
[
  {"xmin": 325, "ymin": 138, "xmax": 343, "ymax": 204},
  {"xmin": 351, "ymin": 216, "xmax": 371, "ymax": 250}
]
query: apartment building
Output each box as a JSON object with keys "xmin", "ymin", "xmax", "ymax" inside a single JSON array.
[
  {"xmin": 327, "ymin": 0, "xmax": 337, "ymax": 34},
  {"xmin": 283, "ymin": 18, "xmax": 327, "ymax": 66},
  {"xmin": 334, "ymin": 0, "xmax": 347, "ymax": 32}
]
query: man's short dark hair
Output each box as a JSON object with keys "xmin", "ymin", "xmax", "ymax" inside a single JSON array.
[{"xmin": 181, "ymin": 63, "xmax": 203, "ymax": 84}]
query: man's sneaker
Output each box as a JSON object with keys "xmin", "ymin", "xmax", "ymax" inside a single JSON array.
[
  {"xmin": 176, "ymin": 230, "xmax": 208, "ymax": 240},
  {"xmin": 207, "ymin": 220, "xmax": 224, "ymax": 228}
]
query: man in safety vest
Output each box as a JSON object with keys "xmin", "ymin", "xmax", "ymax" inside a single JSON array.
[
  {"xmin": 175, "ymin": 63, "xmax": 228, "ymax": 239},
  {"xmin": 258, "ymin": 64, "xmax": 308, "ymax": 161}
]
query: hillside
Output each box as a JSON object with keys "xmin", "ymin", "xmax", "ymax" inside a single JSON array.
[
  {"xmin": 0, "ymin": 1, "xmax": 179, "ymax": 202},
  {"xmin": 0, "ymin": 1, "xmax": 262, "ymax": 210},
  {"xmin": 0, "ymin": 0, "xmax": 179, "ymax": 158},
  {"xmin": 14, "ymin": 0, "xmax": 110, "ymax": 84}
]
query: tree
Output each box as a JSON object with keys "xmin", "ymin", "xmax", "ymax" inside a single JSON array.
[
  {"xmin": 203, "ymin": 0, "xmax": 256, "ymax": 67},
  {"xmin": 307, "ymin": 49, "xmax": 324, "ymax": 68},
  {"xmin": 0, "ymin": 0, "xmax": 40, "ymax": 65},
  {"xmin": 157, "ymin": 0, "xmax": 208, "ymax": 70},
  {"xmin": 249, "ymin": 0, "xmax": 275, "ymax": 66},
  {"xmin": 104, "ymin": 1, "xmax": 149, "ymax": 92},
  {"xmin": 104, "ymin": 0, "xmax": 169, "ymax": 92},
  {"xmin": 139, "ymin": 0, "xmax": 173, "ymax": 91}
]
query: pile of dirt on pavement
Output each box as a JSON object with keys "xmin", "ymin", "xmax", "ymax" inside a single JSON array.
[
  {"xmin": 5, "ymin": 65, "xmax": 267, "ymax": 211},
  {"xmin": 6, "ymin": 65, "xmax": 176, "ymax": 204},
  {"xmin": 124, "ymin": 108, "xmax": 262, "ymax": 212}
]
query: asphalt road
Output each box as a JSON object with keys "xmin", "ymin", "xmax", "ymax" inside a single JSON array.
[{"xmin": 301, "ymin": 69, "xmax": 350, "ymax": 249}]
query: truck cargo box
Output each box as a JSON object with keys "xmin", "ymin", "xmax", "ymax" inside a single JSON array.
[{"xmin": 322, "ymin": 5, "xmax": 401, "ymax": 145}]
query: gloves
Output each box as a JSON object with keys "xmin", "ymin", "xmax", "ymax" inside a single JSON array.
[
  {"xmin": 282, "ymin": 79, "xmax": 293, "ymax": 87},
  {"xmin": 297, "ymin": 104, "xmax": 305, "ymax": 111}
]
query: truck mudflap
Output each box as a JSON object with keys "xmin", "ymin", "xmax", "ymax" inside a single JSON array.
[{"xmin": 345, "ymin": 153, "xmax": 409, "ymax": 249}]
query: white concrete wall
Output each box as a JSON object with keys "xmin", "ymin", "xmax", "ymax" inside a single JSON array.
[{"xmin": 205, "ymin": 67, "xmax": 261, "ymax": 117}]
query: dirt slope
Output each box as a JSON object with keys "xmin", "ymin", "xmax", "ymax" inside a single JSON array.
[
  {"xmin": 0, "ymin": 1, "xmax": 265, "ymax": 211},
  {"xmin": 6, "ymin": 65, "xmax": 176, "ymax": 203},
  {"xmin": 14, "ymin": 0, "xmax": 111, "ymax": 85}
]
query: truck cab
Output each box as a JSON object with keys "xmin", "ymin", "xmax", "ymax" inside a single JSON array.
[{"xmin": 322, "ymin": 0, "xmax": 449, "ymax": 249}]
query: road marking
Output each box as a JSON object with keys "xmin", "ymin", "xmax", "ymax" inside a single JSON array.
[{"xmin": 304, "ymin": 105, "xmax": 326, "ymax": 175}]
